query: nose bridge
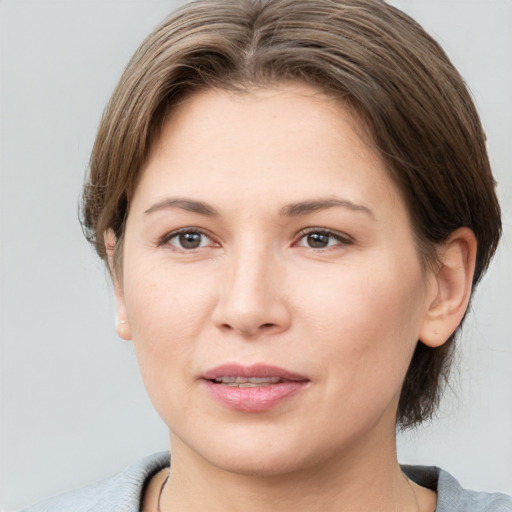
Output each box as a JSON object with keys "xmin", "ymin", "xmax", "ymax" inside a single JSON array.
[
  {"xmin": 212, "ymin": 236, "xmax": 289, "ymax": 336},
  {"xmin": 234, "ymin": 235, "xmax": 272, "ymax": 290}
]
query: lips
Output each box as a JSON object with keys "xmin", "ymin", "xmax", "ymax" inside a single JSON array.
[{"xmin": 201, "ymin": 364, "xmax": 309, "ymax": 412}]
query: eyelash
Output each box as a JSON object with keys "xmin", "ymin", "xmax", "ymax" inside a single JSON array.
[
  {"xmin": 295, "ymin": 228, "xmax": 354, "ymax": 250},
  {"xmin": 159, "ymin": 227, "xmax": 354, "ymax": 251},
  {"xmin": 159, "ymin": 228, "xmax": 216, "ymax": 250}
]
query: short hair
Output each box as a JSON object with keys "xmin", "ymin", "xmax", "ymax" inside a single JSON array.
[{"xmin": 81, "ymin": 0, "xmax": 501, "ymax": 428}]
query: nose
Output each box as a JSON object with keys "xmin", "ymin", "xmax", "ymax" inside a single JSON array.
[{"xmin": 211, "ymin": 244, "xmax": 291, "ymax": 338}]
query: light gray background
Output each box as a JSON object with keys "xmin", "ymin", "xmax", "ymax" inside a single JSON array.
[{"xmin": 0, "ymin": 1, "xmax": 511, "ymax": 510}]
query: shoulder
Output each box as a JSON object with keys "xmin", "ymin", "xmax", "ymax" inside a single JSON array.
[
  {"xmin": 21, "ymin": 452, "xmax": 170, "ymax": 512},
  {"xmin": 402, "ymin": 465, "xmax": 512, "ymax": 512}
]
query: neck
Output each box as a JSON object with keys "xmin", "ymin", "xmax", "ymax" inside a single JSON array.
[{"xmin": 161, "ymin": 423, "xmax": 421, "ymax": 512}]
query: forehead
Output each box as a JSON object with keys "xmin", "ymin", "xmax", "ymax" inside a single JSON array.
[{"xmin": 134, "ymin": 83, "xmax": 405, "ymax": 219}]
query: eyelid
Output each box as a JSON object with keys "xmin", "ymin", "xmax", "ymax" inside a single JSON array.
[
  {"xmin": 159, "ymin": 227, "xmax": 219, "ymax": 249},
  {"xmin": 294, "ymin": 227, "xmax": 354, "ymax": 247},
  {"xmin": 157, "ymin": 226, "xmax": 353, "ymax": 250}
]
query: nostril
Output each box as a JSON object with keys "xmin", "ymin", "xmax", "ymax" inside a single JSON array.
[{"xmin": 219, "ymin": 322, "xmax": 277, "ymax": 337}]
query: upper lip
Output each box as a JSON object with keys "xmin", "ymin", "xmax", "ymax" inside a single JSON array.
[{"xmin": 202, "ymin": 363, "xmax": 309, "ymax": 382}]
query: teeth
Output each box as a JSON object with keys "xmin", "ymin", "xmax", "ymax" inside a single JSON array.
[
  {"xmin": 246, "ymin": 377, "xmax": 281, "ymax": 384},
  {"xmin": 214, "ymin": 376, "xmax": 237, "ymax": 383},
  {"xmin": 213, "ymin": 376, "xmax": 281, "ymax": 385}
]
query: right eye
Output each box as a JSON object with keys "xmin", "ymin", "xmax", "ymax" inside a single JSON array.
[{"xmin": 164, "ymin": 229, "xmax": 215, "ymax": 250}]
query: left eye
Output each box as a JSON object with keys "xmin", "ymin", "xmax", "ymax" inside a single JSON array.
[
  {"xmin": 166, "ymin": 231, "xmax": 213, "ymax": 250},
  {"xmin": 296, "ymin": 230, "xmax": 349, "ymax": 249}
]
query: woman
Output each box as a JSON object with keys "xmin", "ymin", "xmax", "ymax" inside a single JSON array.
[{"xmin": 22, "ymin": 0, "xmax": 511, "ymax": 510}]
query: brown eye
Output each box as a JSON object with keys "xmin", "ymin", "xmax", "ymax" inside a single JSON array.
[
  {"xmin": 306, "ymin": 232, "xmax": 330, "ymax": 248},
  {"xmin": 296, "ymin": 229, "xmax": 352, "ymax": 250},
  {"xmin": 166, "ymin": 230, "xmax": 212, "ymax": 250},
  {"xmin": 179, "ymin": 232, "xmax": 202, "ymax": 249}
]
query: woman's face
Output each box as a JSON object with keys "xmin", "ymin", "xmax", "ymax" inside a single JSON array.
[{"xmin": 116, "ymin": 84, "xmax": 436, "ymax": 475}]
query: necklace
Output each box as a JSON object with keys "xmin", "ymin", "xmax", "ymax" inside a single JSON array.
[
  {"xmin": 404, "ymin": 475, "xmax": 421, "ymax": 512},
  {"xmin": 156, "ymin": 472, "xmax": 421, "ymax": 512},
  {"xmin": 157, "ymin": 474, "xmax": 169, "ymax": 512}
]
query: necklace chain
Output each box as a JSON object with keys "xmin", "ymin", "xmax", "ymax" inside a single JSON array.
[
  {"xmin": 156, "ymin": 473, "xmax": 421, "ymax": 512},
  {"xmin": 405, "ymin": 474, "xmax": 422, "ymax": 512},
  {"xmin": 157, "ymin": 474, "xmax": 169, "ymax": 512}
]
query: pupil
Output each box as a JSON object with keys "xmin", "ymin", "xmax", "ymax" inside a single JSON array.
[
  {"xmin": 179, "ymin": 233, "xmax": 201, "ymax": 249},
  {"xmin": 307, "ymin": 233, "xmax": 328, "ymax": 248}
]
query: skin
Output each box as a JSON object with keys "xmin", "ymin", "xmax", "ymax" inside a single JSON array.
[{"xmin": 111, "ymin": 83, "xmax": 475, "ymax": 511}]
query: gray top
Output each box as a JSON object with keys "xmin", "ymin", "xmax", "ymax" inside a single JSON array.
[{"xmin": 22, "ymin": 451, "xmax": 512, "ymax": 512}]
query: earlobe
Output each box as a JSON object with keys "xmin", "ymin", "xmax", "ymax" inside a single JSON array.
[
  {"xmin": 104, "ymin": 229, "xmax": 132, "ymax": 341},
  {"xmin": 419, "ymin": 227, "xmax": 477, "ymax": 348},
  {"xmin": 116, "ymin": 317, "xmax": 132, "ymax": 341}
]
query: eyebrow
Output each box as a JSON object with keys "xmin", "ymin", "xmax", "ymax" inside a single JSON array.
[
  {"xmin": 280, "ymin": 198, "xmax": 375, "ymax": 218},
  {"xmin": 144, "ymin": 198, "xmax": 219, "ymax": 216},
  {"xmin": 144, "ymin": 196, "xmax": 374, "ymax": 218}
]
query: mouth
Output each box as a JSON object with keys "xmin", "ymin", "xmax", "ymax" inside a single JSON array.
[
  {"xmin": 201, "ymin": 364, "xmax": 309, "ymax": 412},
  {"xmin": 211, "ymin": 376, "xmax": 284, "ymax": 387}
]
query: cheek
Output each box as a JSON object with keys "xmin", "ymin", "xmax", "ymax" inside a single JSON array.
[
  {"xmin": 126, "ymin": 260, "xmax": 213, "ymax": 329},
  {"xmin": 290, "ymin": 259, "xmax": 427, "ymax": 439},
  {"xmin": 122, "ymin": 263, "xmax": 220, "ymax": 423},
  {"xmin": 123, "ymin": 262, "xmax": 219, "ymax": 380},
  {"xmin": 293, "ymin": 254, "xmax": 427, "ymax": 379}
]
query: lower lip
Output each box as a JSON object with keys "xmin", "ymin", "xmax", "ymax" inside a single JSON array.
[{"xmin": 202, "ymin": 380, "xmax": 308, "ymax": 412}]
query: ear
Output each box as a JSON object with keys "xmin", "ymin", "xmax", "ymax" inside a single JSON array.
[
  {"xmin": 419, "ymin": 227, "xmax": 477, "ymax": 348},
  {"xmin": 105, "ymin": 229, "xmax": 132, "ymax": 341}
]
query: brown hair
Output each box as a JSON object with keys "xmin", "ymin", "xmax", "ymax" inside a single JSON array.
[{"xmin": 81, "ymin": 0, "xmax": 501, "ymax": 428}]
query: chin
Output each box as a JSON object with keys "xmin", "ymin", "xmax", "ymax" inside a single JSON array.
[
  {"xmin": 183, "ymin": 424, "xmax": 332, "ymax": 478},
  {"xmin": 206, "ymin": 447, "xmax": 310, "ymax": 478}
]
